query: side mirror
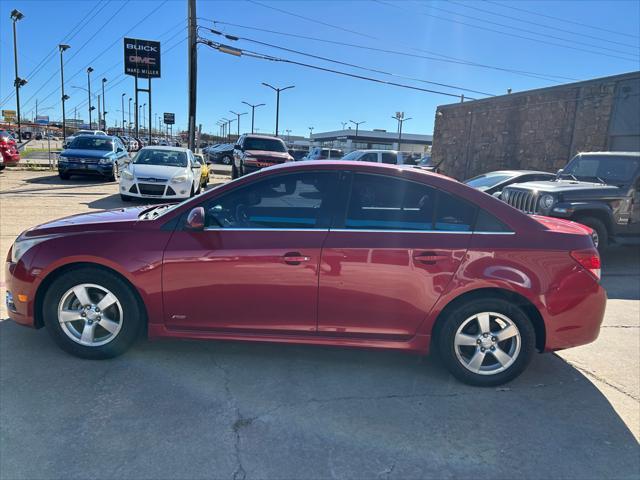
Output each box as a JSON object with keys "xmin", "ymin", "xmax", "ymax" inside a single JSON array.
[
  {"xmin": 556, "ymin": 169, "xmax": 564, "ymax": 175},
  {"xmin": 186, "ymin": 207, "xmax": 205, "ymax": 230},
  {"xmin": 191, "ymin": 163, "xmax": 200, "ymax": 169},
  {"xmin": 234, "ymin": 144, "xmax": 242, "ymax": 150}
]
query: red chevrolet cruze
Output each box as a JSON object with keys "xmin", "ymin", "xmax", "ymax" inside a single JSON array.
[{"xmin": 5, "ymin": 161, "xmax": 606, "ymax": 386}]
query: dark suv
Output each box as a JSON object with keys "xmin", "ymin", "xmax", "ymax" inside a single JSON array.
[
  {"xmin": 232, "ymin": 134, "xmax": 293, "ymax": 178},
  {"xmin": 501, "ymin": 151, "xmax": 640, "ymax": 249}
]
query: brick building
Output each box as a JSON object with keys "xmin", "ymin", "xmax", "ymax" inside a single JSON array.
[{"xmin": 432, "ymin": 71, "xmax": 640, "ymax": 180}]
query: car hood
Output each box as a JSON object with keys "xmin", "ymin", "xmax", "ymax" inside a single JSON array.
[
  {"xmin": 246, "ymin": 150, "xmax": 290, "ymax": 159},
  {"xmin": 22, "ymin": 206, "xmax": 151, "ymax": 238},
  {"xmin": 506, "ymin": 179, "xmax": 621, "ymax": 194},
  {"xmin": 130, "ymin": 164, "xmax": 187, "ymax": 179},
  {"xmin": 60, "ymin": 148, "xmax": 113, "ymax": 159}
]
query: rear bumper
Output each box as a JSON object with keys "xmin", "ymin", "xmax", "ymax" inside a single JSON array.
[{"xmin": 1, "ymin": 151, "xmax": 20, "ymax": 166}]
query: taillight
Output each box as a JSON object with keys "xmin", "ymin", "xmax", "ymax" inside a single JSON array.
[{"xmin": 570, "ymin": 249, "xmax": 601, "ymax": 280}]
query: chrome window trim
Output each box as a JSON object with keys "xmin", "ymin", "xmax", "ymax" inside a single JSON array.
[{"xmin": 203, "ymin": 227, "xmax": 329, "ymax": 232}]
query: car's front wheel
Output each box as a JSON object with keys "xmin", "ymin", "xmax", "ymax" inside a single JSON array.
[
  {"xmin": 222, "ymin": 155, "xmax": 232, "ymax": 165},
  {"xmin": 42, "ymin": 267, "xmax": 143, "ymax": 359},
  {"xmin": 437, "ymin": 298, "xmax": 535, "ymax": 386}
]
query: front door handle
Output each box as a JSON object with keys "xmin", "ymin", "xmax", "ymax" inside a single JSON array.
[
  {"xmin": 414, "ymin": 252, "xmax": 448, "ymax": 264},
  {"xmin": 283, "ymin": 252, "xmax": 311, "ymax": 265}
]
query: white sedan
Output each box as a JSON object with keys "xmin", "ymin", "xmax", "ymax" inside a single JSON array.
[{"xmin": 119, "ymin": 146, "xmax": 202, "ymax": 202}]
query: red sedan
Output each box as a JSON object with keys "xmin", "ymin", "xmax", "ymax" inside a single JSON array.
[
  {"xmin": 5, "ymin": 161, "xmax": 605, "ymax": 386},
  {"xmin": 0, "ymin": 129, "xmax": 20, "ymax": 168}
]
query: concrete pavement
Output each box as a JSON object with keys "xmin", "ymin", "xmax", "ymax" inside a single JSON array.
[{"xmin": 0, "ymin": 170, "xmax": 638, "ymax": 479}]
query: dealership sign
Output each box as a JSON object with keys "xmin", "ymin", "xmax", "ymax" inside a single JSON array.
[
  {"xmin": 2, "ymin": 109, "xmax": 16, "ymax": 122},
  {"xmin": 124, "ymin": 38, "xmax": 161, "ymax": 78},
  {"xmin": 35, "ymin": 115, "xmax": 49, "ymax": 125},
  {"xmin": 163, "ymin": 113, "xmax": 175, "ymax": 125}
]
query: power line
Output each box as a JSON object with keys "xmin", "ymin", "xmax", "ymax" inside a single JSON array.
[
  {"xmin": 485, "ymin": 0, "xmax": 640, "ymax": 40},
  {"xmin": 373, "ymin": 0, "xmax": 639, "ymax": 63},
  {"xmin": 0, "ymin": 0, "xmax": 110, "ymax": 108},
  {"xmin": 206, "ymin": 19, "xmax": 578, "ymax": 83},
  {"xmin": 200, "ymin": 38, "xmax": 474, "ymax": 100},
  {"xmin": 420, "ymin": 0, "xmax": 639, "ymax": 55},
  {"xmin": 206, "ymin": 27, "xmax": 495, "ymax": 97},
  {"xmin": 447, "ymin": 0, "xmax": 639, "ymax": 49}
]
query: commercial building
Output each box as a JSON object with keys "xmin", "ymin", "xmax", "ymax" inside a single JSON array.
[
  {"xmin": 311, "ymin": 128, "xmax": 433, "ymax": 153},
  {"xmin": 432, "ymin": 71, "xmax": 640, "ymax": 179}
]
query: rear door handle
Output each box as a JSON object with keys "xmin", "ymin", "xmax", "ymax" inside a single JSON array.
[
  {"xmin": 414, "ymin": 252, "xmax": 448, "ymax": 264},
  {"xmin": 283, "ymin": 252, "xmax": 311, "ymax": 265}
]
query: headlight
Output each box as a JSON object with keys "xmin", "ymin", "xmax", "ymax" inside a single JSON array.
[
  {"xmin": 58, "ymin": 156, "xmax": 68, "ymax": 163},
  {"xmin": 540, "ymin": 194, "xmax": 554, "ymax": 209},
  {"xmin": 171, "ymin": 173, "xmax": 189, "ymax": 183},
  {"xmin": 10, "ymin": 235, "xmax": 57, "ymax": 264},
  {"xmin": 99, "ymin": 158, "xmax": 112, "ymax": 164},
  {"xmin": 121, "ymin": 169, "xmax": 134, "ymax": 180}
]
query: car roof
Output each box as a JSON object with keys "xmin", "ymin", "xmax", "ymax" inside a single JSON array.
[
  {"xmin": 139, "ymin": 145, "xmax": 191, "ymax": 153},
  {"xmin": 351, "ymin": 149, "xmax": 399, "ymax": 154},
  {"xmin": 480, "ymin": 170, "xmax": 554, "ymax": 176},
  {"xmin": 243, "ymin": 134, "xmax": 283, "ymax": 140},
  {"xmin": 576, "ymin": 151, "xmax": 639, "ymax": 158}
]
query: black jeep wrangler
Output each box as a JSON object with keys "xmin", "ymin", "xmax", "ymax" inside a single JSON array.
[{"xmin": 501, "ymin": 151, "xmax": 640, "ymax": 250}]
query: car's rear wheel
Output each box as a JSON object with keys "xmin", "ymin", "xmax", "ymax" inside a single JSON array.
[
  {"xmin": 222, "ymin": 155, "xmax": 232, "ymax": 165},
  {"xmin": 59, "ymin": 172, "xmax": 70, "ymax": 180},
  {"xmin": 42, "ymin": 268, "xmax": 143, "ymax": 359},
  {"xmin": 120, "ymin": 194, "xmax": 132, "ymax": 202},
  {"xmin": 231, "ymin": 163, "xmax": 238, "ymax": 179},
  {"xmin": 437, "ymin": 298, "xmax": 535, "ymax": 386},
  {"xmin": 106, "ymin": 164, "xmax": 117, "ymax": 182},
  {"xmin": 575, "ymin": 216, "xmax": 608, "ymax": 251}
]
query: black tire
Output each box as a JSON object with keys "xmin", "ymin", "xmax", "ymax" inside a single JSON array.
[
  {"xmin": 437, "ymin": 297, "xmax": 536, "ymax": 387},
  {"xmin": 120, "ymin": 194, "xmax": 132, "ymax": 202},
  {"xmin": 59, "ymin": 172, "xmax": 70, "ymax": 180},
  {"xmin": 42, "ymin": 267, "xmax": 144, "ymax": 359},
  {"xmin": 106, "ymin": 164, "xmax": 117, "ymax": 182},
  {"xmin": 0, "ymin": 165, "xmax": 6, "ymax": 171},
  {"xmin": 189, "ymin": 185, "xmax": 195, "ymax": 197},
  {"xmin": 574, "ymin": 216, "xmax": 608, "ymax": 251},
  {"xmin": 231, "ymin": 163, "xmax": 238, "ymax": 179}
]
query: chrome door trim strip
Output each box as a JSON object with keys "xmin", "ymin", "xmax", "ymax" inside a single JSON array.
[{"xmin": 200, "ymin": 227, "xmax": 515, "ymax": 234}]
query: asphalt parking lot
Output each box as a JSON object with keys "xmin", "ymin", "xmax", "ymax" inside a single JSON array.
[{"xmin": 0, "ymin": 169, "xmax": 638, "ymax": 479}]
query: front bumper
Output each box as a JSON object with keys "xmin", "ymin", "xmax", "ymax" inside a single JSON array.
[
  {"xmin": 119, "ymin": 177, "xmax": 192, "ymax": 199},
  {"xmin": 5, "ymin": 259, "xmax": 38, "ymax": 328},
  {"xmin": 1, "ymin": 150, "xmax": 20, "ymax": 166},
  {"xmin": 58, "ymin": 161, "xmax": 113, "ymax": 176}
]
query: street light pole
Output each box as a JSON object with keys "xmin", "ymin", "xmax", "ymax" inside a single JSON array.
[
  {"xmin": 229, "ymin": 110, "xmax": 247, "ymax": 138},
  {"xmin": 128, "ymin": 97, "xmax": 132, "ymax": 136},
  {"xmin": 285, "ymin": 129, "xmax": 291, "ymax": 143},
  {"xmin": 58, "ymin": 44, "xmax": 70, "ymax": 142},
  {"xmin": 101, "ymin": 78, "xmax": 107, "ymax": 130},
  {"xmin": 261, "ymin": 82, "xmax": 294, "ymax": 137},
  {"xmin": 349, "ymin": 120, "xmax": 365, "ymax": 138},
  {"xmin": 121, "ymin": 94, "xmax": 125, "ymax": 135},
  {"xmin": 87, "ymin": 67, "xmax": 94, "ymax": 128},
  {"xmin": 341, "ymin": 122, "xmax": 347, "ymax": 130},
  {"xmin": 11, "ymin": 9, "xmax": 25, "ymax": 142},
  {"xmin": 308, "ymin": 126, "xmax": 314, "ymax": 138},
  {"xmin": 392, "ymin": 112, "xmax": 412, "ymax": 151},
  {"xmin": 241, "ymin": 101, "xmax": 265, "ymax": 134}
]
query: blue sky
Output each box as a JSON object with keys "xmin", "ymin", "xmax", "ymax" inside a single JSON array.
[{"xmin": 1, "ymin": 0, "xmax": 639, "ymax": 137}]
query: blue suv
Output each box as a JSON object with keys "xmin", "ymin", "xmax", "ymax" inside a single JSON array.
[{"xmin": 58, "ymin": 135, "xmax": 129, "ymax": 181}]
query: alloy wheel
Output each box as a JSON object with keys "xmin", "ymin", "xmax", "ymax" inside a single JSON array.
[
  {"xmin": 57, "ymin": 283, "xmax": 123, "ymax": 347},
  {"xmin": 453, "ymin": 312, "xmax": 521, "ymax": 375}
]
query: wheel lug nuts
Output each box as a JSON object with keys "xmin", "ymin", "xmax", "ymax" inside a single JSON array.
[
  {"xmin": 483, "ymin": 333, "xmax": 488, "ymax": 338},
  {"xmin": 490, "ymin": 346, "xmax": 495, "ymax": 351},
  {"xmin": 476, "ymin": 339, "xmax": 481, "ymax": 345},
  {"xmin": 480, "ymin": 347, "xmax": 486, "ymax": 352},
  {"xmin": 492, "ymin": 337, "xmax": 497, "ymax": 342},
  {"xmin": 81, "ymin": 312, "xmax": 86, "ymax": 317},
  {"xmin": 95, "ymin": 308, "xmax": 100, "ymax": 313}
]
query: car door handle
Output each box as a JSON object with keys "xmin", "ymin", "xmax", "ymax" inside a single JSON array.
[
  {"xmin": 414, "ymin": 252, "xmax": 448, "ymax": 264},
  {"xmin": 283, "ymin": 252, "xmax": 311, "ymax": 265}
]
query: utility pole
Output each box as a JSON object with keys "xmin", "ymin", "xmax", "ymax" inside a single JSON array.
[
  {"xmin": 229, "ymin": 110, "xmax": 247, "ymax": 137},
  {"xmin": 241, "ymin": 101, "xmax": 265, "ymax": 134},
  {"xmin": 87, "ymin": 67, "xmax": 94, "ymax": 128},
  {"xmin": 187, "ymin": 0, "xmax": 197, "ymax": 150},
  {"xmin": 11, "ymin": 9, "xmax": 25, "ymax": 142},
  {"xmin": 349, "ymin": 120, "xmax": 365, "ymax": 138},
  {"xmin": 59, "ymin": 44, "xmax": 70, "ymax": 142},
  {"xmin": 392, "ymin": 112, "xmax": 412, "ymax": 151},
  {"xmin": 261, "ymin": 82, "xmax": 294, "ymax": 137},
  {"xmin": 101, "ymin": 78, "xmax": 107, "ymax": 130}
]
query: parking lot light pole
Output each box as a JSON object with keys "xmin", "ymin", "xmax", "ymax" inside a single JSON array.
[
  {"xmin": 349, "ymin": 120, "xmax": 365, "ymax": 138},
  {"xmin": 128, "ymin": 97, "xmax": 132, "ymax": 135},
  {"xmin": 58, "ymin": 44, "xmax": 70, "ymax": 142},
  {"xmin": 222, "ymin": 118, "xmax": 235, "ymax": 143},
  {"xmin": 341, "ymin": 122, "xmax": 347, "ymax": 130},
  {"xmin": 121, "ymin": 94, "xmax": 125, "ymax": 135},
  {"xmin": 308, "ymin": 126, "xmax": 314, "ymax": 138},
  {"xmin": 261, "ymin": 83, "xmax": 294, "ymax": 137},
  {"xmin": 11, "ymin": 9, "xmax": 25, "ymax": 142},
  {"xmin": 392, "ymin": 112, "xmax": 412, "ymax": 151},
  {"xmin": 101, "ymin": 78, "xmax": 107, "ymax": 130},
  {"xmin": 241, "ymin": 101, "xmax": 265, "ymax": 134},
  {"xmin": 229, "ymin": 110, "xmax": 247, "ymax": 137},
  {"xmin": 86, "ymin": 67, "xmax": 94, "ymax": 128}
]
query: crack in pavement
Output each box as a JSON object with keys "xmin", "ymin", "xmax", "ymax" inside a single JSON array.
[{"xmin": 563, "ymin": 359, "xmax": 639, "ymax": 402}]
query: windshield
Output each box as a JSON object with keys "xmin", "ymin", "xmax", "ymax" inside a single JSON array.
[
  {"xmin": 133, "ymin": 149, "xmax": 188, "ymax": 167},
  {"xmin": 342, "ymin": 151, "xmax": 363, "ymax": 160},
  {"xmin": 562, "ymin": 155, "xmax": 640, "ymax": 184},
  {"xmin": 465, "ymin": 172, "xmax": 514, "ymax": 188},
  {"xmin": 244, "ymin": 137, "xmax": 287, "ymax": 152},
  {"xmin": 68, "ymin": 136, "xmax": 113, "ymax": 151}
]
